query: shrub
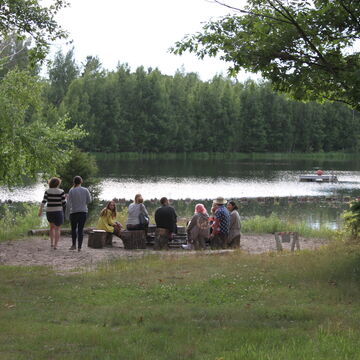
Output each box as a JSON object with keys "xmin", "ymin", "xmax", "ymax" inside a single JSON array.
[
  {"xmin": 57, "ymin": 149, "xmax": 100, "ymax": 199},
  {"xmin": 0, "ymin": 203, "xmax": 41, "ymax": 242},
  {"xmin": 342, "ymin": 199, "xmax": 360, "ymax": 241}
]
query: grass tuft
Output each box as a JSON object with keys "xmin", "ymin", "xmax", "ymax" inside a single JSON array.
[
  {"xmin": 242, "ymin": 213, "xmax": 337, "ymax": 239},
  {"xmin": 0, "ymin": 204, "xmax": 41, "ymax": 242}
]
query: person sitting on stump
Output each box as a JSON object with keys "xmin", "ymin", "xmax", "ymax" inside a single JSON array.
[
  {"xmin": 154, "ymin": 197, "xmax": 177, "ymax": 250},
  {"xmin": 126, "ymin": 194, "xmax": 149, "ymax": 232},
  {"xmin": 210, "ymin": 196, "xmax": 230, "ymax": 249},
  {"xmin": 97, "ymin": 201, "xmax": 123, "ymax": 240},
  {"xmin": 184, "ymin": 203, "xmax": 210, "ymax": 250}
]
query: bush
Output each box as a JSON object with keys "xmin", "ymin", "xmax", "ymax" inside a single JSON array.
[
  {"xmin": 342, "ymin": 199, "xmax": 360, "ymax": 241},
  {"xmin": 57, "ymin": 149, "xmax": 100, "ymax": 199},
  {"xmin": 0, "ymin": 203, "xmax": 41, "ymax": 242}
]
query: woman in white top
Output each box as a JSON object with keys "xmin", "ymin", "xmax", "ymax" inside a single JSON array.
[
  {"xmin": 126, "ymin": 194, "xmax": 149, "ymax": 231},
  {"xmin": 38, "ymin": 177, "xmax": 66, "ymax": 250},
  {"xmin": 227, "ymin": 200, "xmax": 241, "ymax": 248}
]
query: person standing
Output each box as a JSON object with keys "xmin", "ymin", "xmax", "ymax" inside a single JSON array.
[
  {"xmin": 38, "ymin": 177, "xmax": 66, "ymax": 250},
  {"xmin": 227, "ymin": 200, "xmax": 241, "ymax": 248},
  {"xmin": 185, "ymin": 203, "xmax": 210, "ymax": 250},
  {"xmin": 154, "ymin": 197, "xmax": 177, "ymax": 250},
  {"xmin": 210, "ymin": 197, "xmax": 230, "ymax": 249},
  {"xmin": 66, "ymin": 176, "xmax": 91, "ymax": 251}
]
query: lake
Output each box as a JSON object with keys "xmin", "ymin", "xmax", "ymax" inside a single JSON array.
[{"xmin": 2, "ymin": 154, "xmax": 360, "ymax": 228}]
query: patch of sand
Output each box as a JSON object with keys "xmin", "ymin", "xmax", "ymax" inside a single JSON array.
[{"xmin": 0, "ymin": 234, "xmax": 327, "ymax": 272}]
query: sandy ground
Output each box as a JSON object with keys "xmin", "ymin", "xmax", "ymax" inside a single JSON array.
[{"xmin": 0, "ymin": 234, "xmax": 328, "ymax": 272}]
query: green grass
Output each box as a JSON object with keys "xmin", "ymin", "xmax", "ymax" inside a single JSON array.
[
  {"xmin": 242, "ymin": 213, "xmax": 337, "ymax": 239},
  {"xmin": 0, "ymin": 204, "xmax": 42, "ymax": 242},
  {"xmin": 1, "ymin": 242, "xmax": 360, "ymax": 359}
]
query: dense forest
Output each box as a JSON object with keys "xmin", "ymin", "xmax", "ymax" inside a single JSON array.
[{"xmin": 44, "ymin": 50, "xmax": 360, "ymax": 154}]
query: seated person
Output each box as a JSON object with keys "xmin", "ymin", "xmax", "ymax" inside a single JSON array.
[
  {"xmin": 97, "ymin": 201, "xmax": 122, "ymax": 237},
  {"xmin": 154, "ymin": 197, "xmax": 177, "ymax": 249},
  {"xmin": 126, "ymin": 194, "xmax": 149, "ymax": 231},
  {"xmin": 183, "ymin": 204, "xmax": 210, "ymax": 250}
]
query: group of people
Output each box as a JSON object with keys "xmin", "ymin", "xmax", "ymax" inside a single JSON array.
[
  {"xmin": 184, "ymin": 196, "xmax": 241, "ymax": 250},
  {"xmin": 39, "ymin": 176, "xmax": 241, "ymax": 251},
  {"xmin": 95, "ymin": 195, "xmax": 241, "ymax": 251},
  {"xmin": 38, "ymin": 176, "xmax": 91, "ymax": 251}
]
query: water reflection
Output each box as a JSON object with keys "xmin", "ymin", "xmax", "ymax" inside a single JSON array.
[
  {"xmin": 1, "ymin": 157, "xmax": 360, "ymax": 230},
  {"xmin": 99, "ymin": 173, "xmax": 360, "ymax": 201}
]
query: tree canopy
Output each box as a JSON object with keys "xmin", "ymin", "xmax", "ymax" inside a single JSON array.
[
  {"xmin": 0, "ymin": 0, "xmax": 68, "ymax": 64},
  {"xmin": 0, "ymin": 1, "xmax": 85, "ymax": 187},
  {"xmin": 0, "ymin": 69, "xmax": 85, "ymax": 187},
  {"xmin": 46, "ymin": 51, "xmax": 360, "ymax": 154},
  {"xmin": 172, "ymin": 0, "xmax": 360, "ymax": 110}
]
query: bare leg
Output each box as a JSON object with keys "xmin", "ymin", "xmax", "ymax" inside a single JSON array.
[
  {"xmin": 49, "ymin": 223, "xmax": 56, "ymax": 248},
  {"xmin": 54, "ymin": 226, "xmax": 61, "ymax": 249}
]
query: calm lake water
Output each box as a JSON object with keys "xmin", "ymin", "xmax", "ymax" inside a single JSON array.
[
  {"xmin": 97, "ymin": 157, "xmax": 360, "ymax": 201},
  {"xmin": 2, "ymin": 156, "xmax": 360, "ymax": 228}
]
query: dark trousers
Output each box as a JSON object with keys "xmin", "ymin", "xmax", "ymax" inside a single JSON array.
[
  {"xmin": 70, "ymin": 212, "xmax": 87, "ymax": 249},
  {"xmin": 154, "ymin": 228, "xmax": 170, "ymax": 250},
  {"xmin": 228, "ymin": 234, "xmax": 241, "ymax": 248},
  {"xmin": 210, "ymin": 233, "xmax": 228, "ymax": 249}
]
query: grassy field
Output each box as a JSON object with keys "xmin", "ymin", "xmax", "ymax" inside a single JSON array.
[{"xmin": 1, "ymin": 241, "xmax": 360, "ymax": 359}]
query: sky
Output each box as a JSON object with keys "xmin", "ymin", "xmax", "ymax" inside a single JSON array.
[{"xmin": 49, "ymin": 0, "xmax": 258, "ymax": 81}]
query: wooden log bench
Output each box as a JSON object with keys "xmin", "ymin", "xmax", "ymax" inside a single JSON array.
[{"xmin": 28, "ymin": 227, "xmax": 95, "ymax": 236}]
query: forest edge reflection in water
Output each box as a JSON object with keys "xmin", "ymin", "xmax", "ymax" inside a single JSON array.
[{"xmin": 2, "ymin": 153, "xmax": 360, "ymax": 230}]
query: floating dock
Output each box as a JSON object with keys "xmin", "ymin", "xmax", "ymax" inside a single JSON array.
[{"xmin": 299, "ymin": 175, "xmax": 338, "ymax": 183}]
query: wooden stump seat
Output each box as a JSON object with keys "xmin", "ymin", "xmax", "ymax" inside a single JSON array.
[
  {"xmin": 120, "ymin": 230, "xmax": 146, "ymax": 249},
  {"xmin": 88, "ymin": 230, "xmax": 106, "ymax": 249}
]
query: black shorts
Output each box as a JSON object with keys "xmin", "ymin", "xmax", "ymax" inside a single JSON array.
[
  {"xmin": 126, "ymin": 223, "xmax": 146, "ymax": 231},
  {"xmin": 46, "ymin": 211, "xmax": 64, "ymax": 226}
]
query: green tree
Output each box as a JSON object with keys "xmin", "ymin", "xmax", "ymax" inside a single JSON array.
[
  {"xmin": 239, "ymin": 80, "xmax": 267, "ymax": 152},
  {"xmin": 0, "ymin": 69, "xmax": 85, "ymax": 186},
  {"xmin": 47, "ymin": 49, "xmax": 79, "ymax": 106},
  {"xmin": 172, "ymin": 0, "xmax": 360, "ymax": 110},
  {"xmin": 0, "ymin": 33, "xmax": 39, "ymax": 78},
  {"xmin": 0, "ymin": 0, "xmax": 68, "ymax": 64}
]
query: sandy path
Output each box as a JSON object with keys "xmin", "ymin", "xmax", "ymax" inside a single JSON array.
[{"xmin": 0, "ymin": 234, "xmax": 327, "ymax": 272}]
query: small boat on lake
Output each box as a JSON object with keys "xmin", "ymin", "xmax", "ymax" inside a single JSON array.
[{"xmin": 299, "ymin": 174, "xmax": 338, "ymax": 183}]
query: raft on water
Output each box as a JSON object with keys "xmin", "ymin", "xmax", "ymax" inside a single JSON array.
[{"xmin": 299, "ymin": 174, "xmax": 338, "ymax": 183}]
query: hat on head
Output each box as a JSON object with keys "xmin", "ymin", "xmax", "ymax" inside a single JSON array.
[{"xmin": 213, "ymin": 196, "xmax": 227, "ymax": 205}]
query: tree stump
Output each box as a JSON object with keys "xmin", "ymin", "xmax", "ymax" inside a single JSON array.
[
  {"xmin": 105, "ymin": 232, "xmax": 113, "ymax": 246},
  {"xmin": 88, "ymin": 230, "xmax": 106, "ymax": 249},
  {"xmin": 120, "ymin": 230, "xmax": 146, "ymax": 249}
]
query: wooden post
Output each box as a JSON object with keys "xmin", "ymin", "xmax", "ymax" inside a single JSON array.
[
  {"xmin": 275, "ymin": 233, "xmax": 283, "ymax": 251},
  {"xmin": 290, "ymin": 232, "xmax": 300, "ymax": 251},
  {"xmin": 275, "ymin": 232, "xmax": 300, "ymax": 252}
]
